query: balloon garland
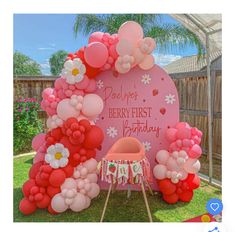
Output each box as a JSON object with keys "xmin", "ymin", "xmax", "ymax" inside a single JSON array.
[
  {"xmin": 19, "ymin": 21, "xmax": 203, "ymax": 215},
  {"xmin": 153, "ymin": 122, "xmax": 202, "ymax": 204}
]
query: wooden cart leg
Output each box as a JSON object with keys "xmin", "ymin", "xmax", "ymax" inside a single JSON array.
[
  {"xmin": 127, "ymin": 184, "xmax": 131, "ymax": 198},
  {"xmin": 140, "ymin": 182, "xmax": 153, "ymax": 222},
  {"xmin": 100, "ymin": 183, "xmax": 112, "ymax": 222},
  {"xmin": 145, "ymin": 180, "xmax": 154, "ymax": 196},
  {"xmin": 112, "ymin": 181, "xmax": 118, "ymax": 193}
]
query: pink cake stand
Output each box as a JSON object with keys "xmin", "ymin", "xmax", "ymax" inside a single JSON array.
[{"xmin": 100, "ymin": 137, "xmax": 153, "ymax": 222}]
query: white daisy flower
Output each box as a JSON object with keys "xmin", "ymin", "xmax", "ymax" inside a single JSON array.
[
  {"xmin": 107, "ymin": 126, "xmax": 118, "ymax": 138},
  {"xmin": 62, "ymin": 58, "xmax": 86, "ymax": 85},
  {"xmin": 165, "ymin": 94, "xmax": 176, "ymax": 104},
  {"xmin": 142, "ymin": 141, "xmax": 151, "ymax": 152},
  {"xmin": 97, "ymin": 80, "xmax": 104, "ymax": 89},
  {"xmin": 141, "ymin": 74, "xmax": 151, "ymax": 85},
  {"xmin": 45, "ymin": 143, "xmax": 70, "ymax": 169}
]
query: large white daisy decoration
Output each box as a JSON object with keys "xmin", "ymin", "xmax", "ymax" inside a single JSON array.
[
  {"xmin": 62, "ymin": 58, "xmax": 86, "ymax": 84},
  {"xmin": 165, "ymin": 94, "xmax": 176, "ymax": 104},
  {"xmin": 45, "ymin": 143, "xmax": 70, "ymax": 169}
]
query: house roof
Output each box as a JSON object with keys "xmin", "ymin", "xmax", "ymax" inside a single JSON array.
[{"xmin": 163, "ymin": 51, "xmax": 221, "ymax": 74}]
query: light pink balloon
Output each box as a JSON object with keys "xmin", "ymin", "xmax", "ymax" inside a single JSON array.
[
  {"xmin": 88, "ymin": 31, "xmax": 104, "ymax": 43},
  {"xmin": 86, "ymin": 173, "xmax": 98, "ymax": 183},
  {"xmin": 57, "ymin": 98, "xmax": 80, "ymax": 121},
  {"xmin": 86, "ymin": 183, "xmax": 100, "ymax": 199},
  {"xmin": 82, "ymin": 94, "xmax": 104, "ymax": 118},
  {"xmin": 155, "ymin": 150, "xmax": 170, "ymax": 165},
  {"xmin": 132, "ymin": 48, "xmax": 145, "ymax": 65},
  {"xmin": 84, "ymin": 79, "xmax": 96, "ymax": 93},
  {"xmin": 166, "ymin": 157, "xmax": 180, "ymax": 172},
  {"xmin": 51, "ymin": 194, "xmax": 68, "ymax": 213},
  {"xmin": 80, "ymin": 167, "xmax": 88, "ymax": 177},
  {"xmin": 83, "ymin": 158, "xmax": 98, "ymax": 173},
  {"xmin": 138, "ymin": 54, "xmax": 155, "ymax": 70},
  {"xmin": 70, "ymin": 193, "xmax": 87, "ymax": 212},
  {"xmin": 84, "ymin": 196, "xmax": 91, "ymax": 209},
  {"xmin": 84, "ymin": 42, "xmax": 108, "ymax": 68},
  {"xmin": 189, "ymin": 144, "xmax": 202, "ymax": 159},
  {"xmin": 116, "ymin": 39, "xmax": 134, "ymax": 56},
  {"xmin": 176, "ymin": 122, "xmax": 190, "ymax": 129},
  {"xmin": 42, "ymin": 88, "xmax": 54, "ymax": 99},
  {"xmin": 61, "ymin": 178, "xmax": 77, "ymax": 190},
  {"xmin": 77, "ymin": 179, "xmax": 85, "ymax": 189},
  {"xmin": 153, "ymin": 164, "xmax": 167, "ymax": 179},
  {"xmin": 184, "ymin": 158, "xmax": 201, "ymax": 174},
  {"xmin": 177, "ymin": 127, "xmax": 191, "ymax": 139},
  {"xmin": 33, "ymin": 150, "xmax": 45, "ymax": 164},
  {"xmin": 118, "ymin": 21, "xmax": 144, "ymax": 45},
  {"xmin": 32, "ymin": 134, "xmax": 46, "ymax": 151}
]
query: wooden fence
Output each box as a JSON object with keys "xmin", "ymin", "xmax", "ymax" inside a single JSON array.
[{"xmin": 14, "ymin": 71, "xmax": 222, "ymax": 159}]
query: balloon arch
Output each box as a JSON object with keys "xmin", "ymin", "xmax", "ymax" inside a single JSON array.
[{"xmin": 19, "ymin": 21, "xmax": 202, "ymax": 215}]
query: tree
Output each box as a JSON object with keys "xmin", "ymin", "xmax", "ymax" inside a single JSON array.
[
  {"xmin": 73, "ymin": 14, "xmax": 204, "ymax": 57},
  {"xmin": 49, "ymin": 50, "xmax": 68, "ymax": 75},
  {"xmin": 13, "ymin": 51, "xmax": 42, "ymax": 76}
]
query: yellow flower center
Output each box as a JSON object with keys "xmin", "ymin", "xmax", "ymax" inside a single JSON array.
[
  {"xmin": 72, "ymin": 68, "xmax": 80, "ymax": 76},
  {"xmin": 54, "ymin": 152, "xmax": 63, "ymax": 160}
]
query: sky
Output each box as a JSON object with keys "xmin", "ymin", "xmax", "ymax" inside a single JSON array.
[{"xmin": 13, "ymin": 14, "xmax": 198, "ymax": 75}]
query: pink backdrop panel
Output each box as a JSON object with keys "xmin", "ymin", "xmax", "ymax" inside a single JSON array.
[{"xmin": 95, "ymin": 65, "xmax": 179, "ymax": 190}]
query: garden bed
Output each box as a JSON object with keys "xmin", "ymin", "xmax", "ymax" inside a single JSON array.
[{"xmin": 14, "ymin": 154, "xmax": 222, "ymax": 222}]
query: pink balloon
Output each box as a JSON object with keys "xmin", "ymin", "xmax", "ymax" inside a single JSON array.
[
  {"xmin": 42, "ymin": 88, "xmax": 53, "ymax": 99},
  {"xmin": 116, "ymin": 39, "xmax": 134, "ymax": 56},
  {"xmin": 84, "ymin": 79, "xmax": 96, "ymax": 93},
  {"xmin": 51, "ymin": 194, "xmax": 68, "ymax": 213},
  {"xmin": 86, "ymin": 183, "xmax": 100, "ymax": 199},
  {"xmin": 83, "ymin": 158, "xmax": 98, "ymax": 173},
  {"xmin": 118, "ymin": 21, "xmax": 143, "ymax": 45},
  {"xmin": 86, "ymin": 173, "xmax": 98, "ymax": 183},
  {"xmin": 166, "ymin": 157, "xmax": 180, "ymax": 172},
  {"xmin": 57, "ymin": 98, "xmax": 80, "ymax": 121},
  {"xmin": 132, "ymin": 48, "xmax": 145, "ymax": 65},
  {"xmin": 184, "ymin": 159, "xmax": 201, "ymax": 174},
  {"xmin": 177, "ymin": 127, "xmax": 191, "ymax": 139},
  {"xmin": 88, "ymin": 31, "xmax": 104, "ymax": 43},
  {"xmin": 165, "ymin": 128, "xmax": 178, "ymax": 142},
  {"xmin": 188, "ymin": 144, "xmax": 202, "ymax": 159},
  {"xmin": 176, "ymin": 122, "xmax": 190, "ymax": 129},
  {"xmin": 84, "ymin": 196, "xmax": 91, "ymax": 209},
  {"xmin": 70, "ymin": 193, "xmax": 87, "ymax": 212},
  {"xmin": 109, "ymin": 44, "xmax": 119, "ymax": 59},
  {"xmin": 32, "ymin": 134, "xmax": 46, "ymax": 151},
  {"xmin": 33, "ymin": 150, "xmax": 45, "ymax": 164},
  {"xmin": 82, "ymin": 94, "xmax": 104, "ymax": 118},
  {"xmin": 61, "ymin": 178, "xmax": 77, "ymax": 190},
  {"xmin": 138, "ymin": 54, "xmax": 155, "ymax": 70},
  {"xmin": 84, "ymin": 42, "xmax": 108, "ymax": 68},
  {"xmin": 156, "ymin": 150, "xmax": 170, "ymax": 165},
  {"xmin": 153, "ymin": 164, "xmax": 167, "ymax": 180}
]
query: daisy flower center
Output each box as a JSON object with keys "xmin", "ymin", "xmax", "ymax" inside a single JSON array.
[
  {"xmin": 72, "ymin": 68, "xmax": 80, "ymax": 76},
  {"xmin": 54, "ymin": 152, "xmax": 63, "ymax": 160}
]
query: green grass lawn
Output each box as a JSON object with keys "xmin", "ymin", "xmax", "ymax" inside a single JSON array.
[{"xmin": 14, "ymin": 155, "xmax": 222, "ymax": 222}]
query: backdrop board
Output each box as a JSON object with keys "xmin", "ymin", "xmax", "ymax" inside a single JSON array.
[{"xmin": 95, "ymin": 65, "xmax": 179, "ymax": 190}]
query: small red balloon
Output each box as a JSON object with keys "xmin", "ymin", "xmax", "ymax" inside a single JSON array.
[
  {"xmin": 163, "ymin": 193, "xmax": 179, "ymax": 204},
  {"xmin": 19, "ymin": 198, "xmax": 37, "ymax": 215},
  {"xmin": 62, "ymin": 164, "xmax": 74, "ymax": 177},
  {"xmin": 49, "ymin": 169, "xmax": 66, "ymax": 187},
  {"xmin": 36, "ymin": 194, "xmax": 51, "ymax": 208},
  {"xmin": 158, "ymin": 179, "xmax": 177, "ymax": 195},
  {"xmin": 29, "ymin": 162, "xmax": 43, "ymax": 179},
  {"xmin": 47, "ymin": 186, "xmax": 61, "ymax": 198},
  {"xmin": 179, "ymin": 190, "xmax": 193, "ymax": 202},
  {"xmin": 83, "ymin": 126, "xmax": 104, "ymax": 149},
  {"xmin": 22, "ymin": 179, "xmax": 36, "ymax": 197}
]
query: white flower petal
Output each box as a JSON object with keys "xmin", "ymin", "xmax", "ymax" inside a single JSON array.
[
  {"xmin": 55, "ymin": 143, "xmax": 64, "ymax": 151},
  {"xmin": 66, "ymin": 75, "xmax": 76, "ymax": 84},
  {"xmin": 62, "ymin": 148, "xmax": 70, "ymax": 158},
  {"xmin": 59, "ymin": 158, "xmax": 68, "ymax": 167},
  {"xmin": 47, "ymin": 145, "xmax": 55, "ymax": 154},
  {"xmin": 75, "ymin": 75, "xmax": 84, "ymax": 83},
  {"xmin": 45, "ymin": 154, "xmax": 52, "ymax": 163},
  {"xmin": 51, "ymin": 160, "xmax": 60, "ymax": 169},
  {"xmin": 80, "ymin": 64, "xmax": 86, "ymax": 74},
  {"xmin": 73, "ymin": 59, "xmax": 82, "ymax": 68},
  {"xmin": 64, "ymin": 60, "xmax": 74, "ymax": 70}
]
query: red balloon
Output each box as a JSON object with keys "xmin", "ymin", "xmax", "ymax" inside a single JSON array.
[
  {"xmin": 79, "ymin": 119, "xmax": 92, "ymax": 131},
  {"xmin": 22, "ymin": 179, "xmax": 36, "ymax": 197},
  {"xmin": 35, "ymin": 173, "xmax": 49, "ymax": 187},
  {"xmin": 185, "ymin": 174, "xmax": 200, "ymax": 190},
  {"xmin": 62, "ymin": 164, "xmax": 74, "ymax": 177},
  {"xmin": 36, "ymin": 194, "xmax": 51, "ymax": 208},
  {"xmin": 29, "ymin": 162, "xmax": 43, "ymax": 179},
  {"xmin": 163, "ymin": 193, "xmax": 179, "ymax": 204},
  {"xmin": 158, "ymin": 179, "xmax": 177, "ymax": 195},
  {"xmin": 49, "ymin": 169, "xmax": 66, "ymax": 187},
  {"xmin": 60, "ymin": 136, "xmax": 81, "ymax": 155},
  {"xmin": 19, "ymin": 198, "xmax": 37, "ymax": 215},
  {"xmin": 179, "ymin": 190, "xmax": 193, "ymax": 202},
  {"xmin": 47, "ymin": 186, "xmax": 61, "ymax": 198},
  {"xmin": 83, "ymin": 126, "xmax": 104, "ymax": 149}
]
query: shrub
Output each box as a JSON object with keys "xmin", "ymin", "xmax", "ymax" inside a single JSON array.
[{"xmin": 14, "ymin": 97, "xmax": 43, "ymax": 155}]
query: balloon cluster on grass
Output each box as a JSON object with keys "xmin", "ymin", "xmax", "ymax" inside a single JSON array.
[
  {"xmin": 19, "ymin": 21, "xmax": 164, "ymax": 215},
  {"xmin": 153, "ymin": 122, "xmax": 203, "ymax": 204}
]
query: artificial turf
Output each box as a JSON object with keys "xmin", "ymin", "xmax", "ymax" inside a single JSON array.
[{"xmin": 13, "ymin": 155, "xmax": 222, "ymax": 222}]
